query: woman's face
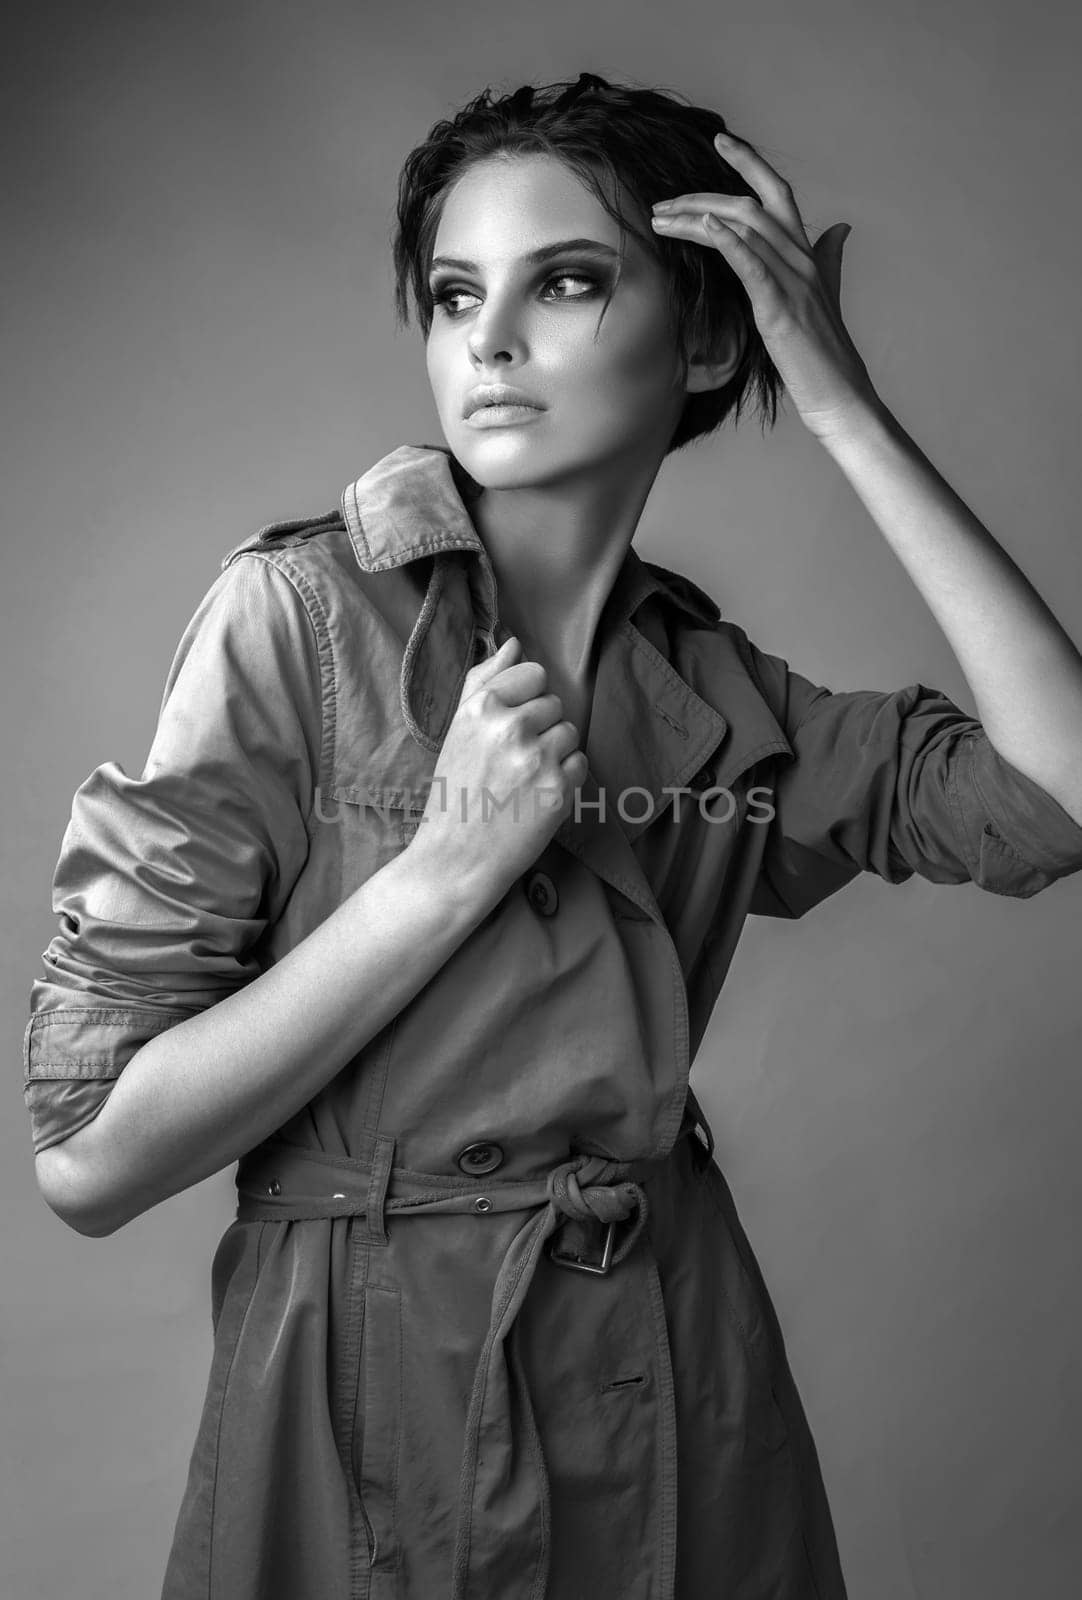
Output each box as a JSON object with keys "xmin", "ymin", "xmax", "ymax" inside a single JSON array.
[{"xmin": 424, "ymin": 153, "xmax": 689, "ymax": 492}]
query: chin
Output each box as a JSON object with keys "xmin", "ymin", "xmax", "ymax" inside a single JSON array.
[
  {"xmin": 447, "ymin": 441, "xmax": 546, "ymax": 491},
  {"xmin": 456, "ymin": 458, "xmax": 544, "ymax": 491},
  {"xmin": 449, "ymin": 437, "xmax": 603, "ymax": 493}
]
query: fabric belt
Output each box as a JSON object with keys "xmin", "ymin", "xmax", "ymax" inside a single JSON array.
[{"xmin": 234, "ymin": 1088, "xmax": 716, "ymax": 1600}]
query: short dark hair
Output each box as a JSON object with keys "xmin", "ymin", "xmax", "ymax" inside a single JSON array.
[{"xmin": 391, "ymin": 72, "xmax": 783, "ymax": 453}]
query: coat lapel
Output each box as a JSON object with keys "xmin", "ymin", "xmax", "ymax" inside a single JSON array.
[
  {"xmin": 342, "ymin": 445, "xmax": 493, "ymax": 754},
  {"xmin": 552, "ymin": 545, "xmax": 792, "ymax": 913},
  {"xmin": 339, "ymin": 446, "xmax": 793, "ymax": 916}
]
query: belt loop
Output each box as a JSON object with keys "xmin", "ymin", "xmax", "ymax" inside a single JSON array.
[{"xmin": 362, "ymin": 1133, "xmax": 396, "ymax": 1246}]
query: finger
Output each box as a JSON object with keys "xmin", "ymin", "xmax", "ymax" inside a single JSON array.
[
  {"xmin": 538, "ymin": 718, "xmax": 583, "ymax": 763},
  {"xmin": 492, "ymin": 660, "xmax": 550, "ymax": 704},
  {"xmin": 712, "ymin": 131, "xmax": 809, "ymax": 242},
  {"xmin": 516, "ymin": 693, "xmax": 569, "ymax": 736},
  {"xmin": 653, "ymin": 196, "xmax": 815, "ymax": 279},
  {"xmin": 655, "ymin": 187, "xmax": 810, "ymax": 253},
  {"xmin": 812, "ymin": 223, "xmax": 851, "ymax": 309},
  {"xmin": 467, "ymin": 634, "xmax": 521, "ymax": 679},
  {"xmin": 702, "ymin": 214, "xmax": 799, "ymax": 315},
  {"xmin": 471, "ymin": 658, "xmax": 548, "ymax": 708},
  {"xmin": 460, "ymin": 635, "xmax": 521, "ymax": 700},
  {"xmin": 652, "ymin": 210, "xmax": 801, "ymax": 306}
]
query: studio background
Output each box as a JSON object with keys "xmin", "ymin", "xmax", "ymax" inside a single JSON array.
[{"xmin": 3, "ymin": 1, "xmax": 1080, "ymax": 1595}]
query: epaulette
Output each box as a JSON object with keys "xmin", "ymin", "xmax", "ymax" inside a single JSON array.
[{"xmin": 220, "ymin": 509, "xmax": 346, "ymax": 571}]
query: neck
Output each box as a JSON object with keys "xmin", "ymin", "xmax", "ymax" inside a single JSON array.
[{"xmin": 469, "ymin": 457, "xmax": 660, "ymax": 676}]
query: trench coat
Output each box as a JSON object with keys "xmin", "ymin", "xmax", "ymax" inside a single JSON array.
[{"xmin": 24, "ymin": 444, "xmax": 1082, "ymax": 1600}]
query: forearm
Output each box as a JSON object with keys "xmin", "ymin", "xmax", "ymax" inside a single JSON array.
[
  {"xmin": 36, "ymin": 839, "xmax": 498, "ymax": 1237},
  {"xmin": 821, "ymin": 398, "xmax": 1082, "ymax": 824}
]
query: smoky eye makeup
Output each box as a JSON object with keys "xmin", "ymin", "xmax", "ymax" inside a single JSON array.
[
  {"xmin": 426, "ymin": 273, "xmax": 617, "ymax": 324},
  {"xmin": 427, "ymin": 261, "xmax": 614, "ymax": 297}
]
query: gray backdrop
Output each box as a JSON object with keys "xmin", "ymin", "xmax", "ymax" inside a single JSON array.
[{"xmin": 4, "ymin": 1, "xmax": 1080, "ymax": 1595}]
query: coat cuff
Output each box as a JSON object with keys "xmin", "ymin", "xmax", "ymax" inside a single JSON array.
[
  {"xmin": 951, "ymin": 733, "xmax": 1082, "ymax": 896},
  {"xmin": 23, "ymin": 1004, "xmax": 190, "ymax": 1155}
]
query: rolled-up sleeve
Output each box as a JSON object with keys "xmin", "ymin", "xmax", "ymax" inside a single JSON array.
[
  {"xmin": 741, "ymin": 635, "xmax": 1082, "ymax": 919},
  {"xmin": 24, "ymin": 554, "xmax": 323, "ymax": 1154}
]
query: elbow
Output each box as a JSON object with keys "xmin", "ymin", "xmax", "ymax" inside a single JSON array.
[
  {"xmin": 33, "ymin": 1135, "xmax": 135, "ymax": 1238},
  {"xmin": 45, "ymin": 1197, "xmax": 120, "ymax": 1239}
]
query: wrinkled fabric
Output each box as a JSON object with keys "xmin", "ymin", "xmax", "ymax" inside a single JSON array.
[{"xmin": 24, "ymin": 444, "xmax": 1082, "ymax": 1599}]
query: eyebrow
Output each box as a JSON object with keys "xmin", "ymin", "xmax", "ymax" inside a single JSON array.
[{"xmin": 428, "ymin": 238, "xmax": 622, "ymax": 274}]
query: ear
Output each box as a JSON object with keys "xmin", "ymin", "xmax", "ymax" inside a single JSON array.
[{"xmin": 683, "ymin": 322, "xmax": 745, "ymax": 395}]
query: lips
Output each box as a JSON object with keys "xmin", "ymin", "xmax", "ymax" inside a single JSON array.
[{"xmin": 463, "ymin": 385, "xmax": 543, "ymax": 419}]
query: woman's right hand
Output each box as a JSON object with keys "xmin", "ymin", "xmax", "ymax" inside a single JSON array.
[{"xmin": 407, "ymin": 636, "xmax": 588, "ymax": 898}]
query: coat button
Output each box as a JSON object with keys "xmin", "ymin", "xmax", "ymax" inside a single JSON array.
[
  {"xmin": 690, "ymin": 761, "xmax": 717, "ymax": 792},
  {"xmin": 267, "ymin": 1178, "xmax": 281, "ymax": 1196},
  {"xmin": 456, "ymin": 1142, "xmax": 504, "ymax": 1176},
  {"xmin": 524, "ymin": 870, "xmax": 559, "ymax": 916}
]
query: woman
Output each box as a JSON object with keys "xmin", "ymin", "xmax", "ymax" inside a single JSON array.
[{"xmin": 25, "ymin": 73, "xmax": 1082, "ymax": 1599}]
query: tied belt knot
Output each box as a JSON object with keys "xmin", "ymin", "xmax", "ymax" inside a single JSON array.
[
  {"xmin": 545, "ymin": 1153, "xmax": 650, "ymax": 1274},
  {"xmin": 231, "ymin": 1092, "xmax": 715, "ymax": 1600}
]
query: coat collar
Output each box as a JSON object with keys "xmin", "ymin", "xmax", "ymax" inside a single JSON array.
[
  {"xmin": 340, "ymin": 444, "xmax": 792, "ymax": 851},
  {"xmin": 340, "ymin": 443, "xmax": 723, "ymax": 635}
]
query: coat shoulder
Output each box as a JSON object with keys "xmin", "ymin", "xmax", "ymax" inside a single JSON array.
[
  {"xmin": 640, "ymin": 560, "xmax": 722, "ymax": 627},
  {"xmin": 219, "ymin": 509, "xmax": 347, "ymax": 572}
]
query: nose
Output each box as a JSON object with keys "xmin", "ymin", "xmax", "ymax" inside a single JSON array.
[{"xmin": 467, "ymin": 293, "xmax": 526, "ymax": 368}]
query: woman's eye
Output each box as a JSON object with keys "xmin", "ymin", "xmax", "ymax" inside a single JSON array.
[
  {"xmin": 430, "ymin": 286, "xmax": 479, "ymax": 318},
  {"xmin": 430, "ymin": 273, "xmax": 600, "ymax": 319}
]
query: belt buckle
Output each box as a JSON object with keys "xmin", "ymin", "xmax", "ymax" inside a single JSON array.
[{"xmin": 547, "ymin": 1218, "xmax": 616, "ymax": 1276}]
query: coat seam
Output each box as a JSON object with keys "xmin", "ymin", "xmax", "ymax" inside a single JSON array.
[
  {"xmin": 207, "ymin": 1220, "xmax": 265, "ymax": 1600},
  {"xmin": 644, "ymin": 1260, "xmax": 678, "ymax": 1596},
  {"xmin": 242, "ymin": 550, "xmax": 337, "ymax": 814},
  {"xmin": 945, "ymin": 736, "xmax": 984, "ymax": 880},
  {"xmin": 345, "ymin": 1228, "xmax": 373, "ymax": 1598}
]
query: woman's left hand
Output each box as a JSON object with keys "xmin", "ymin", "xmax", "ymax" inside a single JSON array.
[{"xmin": 651, "ymin": 131, "xmax": 880, "ymax": 442}]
